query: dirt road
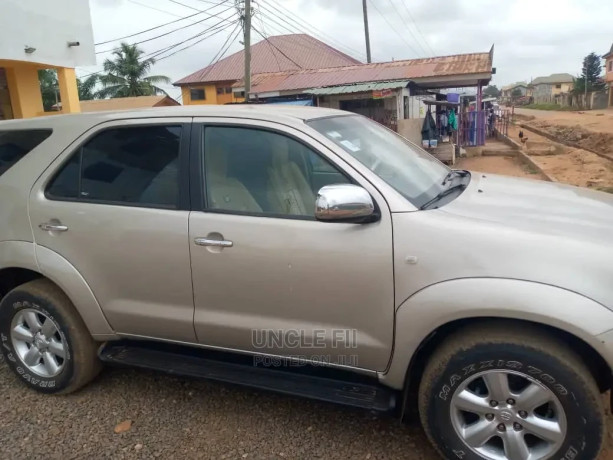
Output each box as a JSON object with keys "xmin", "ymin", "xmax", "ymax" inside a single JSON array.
[{"xmin": 513, "ymin": 107, "xmax": 613, "ymax": 134}]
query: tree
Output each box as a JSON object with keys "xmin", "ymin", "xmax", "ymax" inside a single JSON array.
[
  {"xmin": 574, "ymin": 52, "xmax": 605, "ymax": 93},
  {"xmin": 483, "ymin": 85, "xmax": 501, "ymax": 98},
  {"xmin": 97, "ymin": 43, "xmax": 171, "ymax": 98},
  {"xmin": 38, "ymin": 69, "xmax": 59, "ymax": 111},
  {"xmin": 78, "ymin": 74, "xmax": 99, "ymax": 101}
]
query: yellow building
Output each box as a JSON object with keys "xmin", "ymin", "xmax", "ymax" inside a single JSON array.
[
  {"xmin": 174, "ymin": 34, "xmax": 361, "ymax": 105},
  {"xmin": 0, "ymin": 0, "xmax": 96, "ymax": 120}
]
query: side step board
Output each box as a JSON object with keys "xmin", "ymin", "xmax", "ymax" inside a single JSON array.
[{"xmin": 99, "ymin": 342, "xmax": 397, "ymax": 412}]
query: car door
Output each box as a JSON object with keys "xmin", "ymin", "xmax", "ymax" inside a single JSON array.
[
  {"xmin": 29, "ymin": 118, "xmax": 196, "ymax": 342},
  {"xmin": 189, "ymin": 119, "xmax": 395, "ymax": 371}
]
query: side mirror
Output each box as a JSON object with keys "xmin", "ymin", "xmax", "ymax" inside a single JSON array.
[{"xmin": 315, "ymin": 184, "xmax": 377, "ymax": 223}]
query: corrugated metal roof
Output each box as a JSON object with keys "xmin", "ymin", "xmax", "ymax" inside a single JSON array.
[
  {"xmin": 233, "ymin": 51, "xmax": 493, "ymax": 94},
  {"xmin": 307, "ymin": 80, "xmax": 411, "ymax": 95},
  {"xmin": 174, "ymin": 34, "xmax": 361, "ymax": 86},
  {"xmin": 531, "ymin": 73, "xmax": 574, "ymax": 85}
]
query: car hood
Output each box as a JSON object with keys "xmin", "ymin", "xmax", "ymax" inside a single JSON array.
[{"xmin": 441, "ymin": 172, "xmax": 613, "ymax": 243}]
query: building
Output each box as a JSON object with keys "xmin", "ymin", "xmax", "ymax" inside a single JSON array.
[
  {"xmin": 604, "ymin": 43, "xmax": 613, "ymax": 107},
  {"xmin": 530, "ymin": 73, "xmax": 574, "ymax": 104},
  {"xmin": 500, "ymin": 82, "xmax": 528, "ymax": 103},
  {"xmin": 174, "ymin": 34, "xmax": 361, "ymax": 105},
  {"xmin": 0, "ymin": 0, "xmax": 95, "ymax": 119},
  {"xmin": 78, "ymin": 95, "xmax": 180, "ymax": 113}
]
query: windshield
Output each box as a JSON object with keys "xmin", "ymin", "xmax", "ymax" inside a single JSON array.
[{"xmin": 307, "ymin": 115, "xmax": 449, "ymax": 208}]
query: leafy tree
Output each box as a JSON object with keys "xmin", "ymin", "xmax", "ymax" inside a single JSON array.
[
  {"xmin": 97, "ymin": 42, "xmax": 170, "ymax": 98},
  {"xmin": 38, "ymin": 69, "xmax": 59, "ymax": 111},
  {"xmin": 574, "ymin": 52, "xmax": 605, "ymax": 93},
  {"xmin": 483, "ymin": 85, "xmax": 501, "ymax": 98},
  {"xmin": 78, "ymin": 74, "xmax": 99, "ymax": 101}
]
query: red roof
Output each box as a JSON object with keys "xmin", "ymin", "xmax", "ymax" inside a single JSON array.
[
  {"xmin": 174, "ymin": 34, "xmax": 362, "ymax": 86},
  {"xmin": 234, "ymin": 52, "xmax": 493, "ymax": 94}
]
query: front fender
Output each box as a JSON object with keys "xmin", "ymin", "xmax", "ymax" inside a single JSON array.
[{"xmin": 379, "ymin": 278, "xmax": 613, "ymax": 389}]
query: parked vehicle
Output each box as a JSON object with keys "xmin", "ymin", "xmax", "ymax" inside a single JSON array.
[{"xmin": 1, "ymin": 106, "xmax": 612, "ymax": 460}]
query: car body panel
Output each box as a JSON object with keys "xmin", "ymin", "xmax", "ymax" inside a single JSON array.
[{"xmin": 380, "ymin": 278, "xmax": 613, "ymax": 389}]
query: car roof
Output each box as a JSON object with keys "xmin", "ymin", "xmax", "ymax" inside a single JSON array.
[{"xmin": 0, "ymin": 105, "xmax": 349, "ymax": 130}]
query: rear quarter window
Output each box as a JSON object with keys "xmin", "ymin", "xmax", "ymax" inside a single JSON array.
[{"xmin": 0, "ymin": 129, "xmax": 52, "ymax": 178}]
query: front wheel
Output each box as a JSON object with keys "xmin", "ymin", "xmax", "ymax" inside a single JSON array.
[{"xmin": 418, "ymin": 322, "xmax": 605, "ymax": 460}]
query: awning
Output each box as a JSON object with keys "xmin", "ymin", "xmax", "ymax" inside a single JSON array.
[
  {"xmin": 305, "ymin": 80, "xmax": 411, "ymax": 96},
  {"xmin": 265, "ymin": 99, "xmax": 313, "ymax": 106}
]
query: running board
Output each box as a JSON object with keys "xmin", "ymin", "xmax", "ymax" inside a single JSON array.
[{"xmin": 99, "ymin": 341, "xmax": 396, "ymax": 412}]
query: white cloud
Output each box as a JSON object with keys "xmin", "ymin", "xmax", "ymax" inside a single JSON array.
[{"xmin": 84, "ymin": 0, "xmax": 613, "ymax": 99}]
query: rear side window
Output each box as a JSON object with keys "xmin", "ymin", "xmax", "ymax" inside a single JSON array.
[
  {"xmin": 46, "ymin": 125, "xmax": 182, "ymax": 208},
  {"xmin": 0, "ymin": 129, "xmax": 52, "ymax": 177}
]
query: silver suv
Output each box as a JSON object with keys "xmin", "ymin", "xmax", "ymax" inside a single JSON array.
[{"xmin": 1, "ymin": 106, "xmax": 612, "ymax": 460}]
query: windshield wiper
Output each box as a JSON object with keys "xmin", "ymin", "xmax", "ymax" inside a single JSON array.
[
  {"xmin": 420, "ymin": 183, "xmax": 467, "ymax": 210},
  {"xmin": 441, "ymin": 169, "xmax": 470, "ymax": 185}
]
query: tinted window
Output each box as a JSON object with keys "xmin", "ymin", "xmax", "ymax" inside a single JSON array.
[
  {"xmin": 47, "ymin": 126, "xmax": 181, "ymax": 208},
  {"xmin": 190, "ymin": 89, "xmax": 205, "ymax": 100},
  {"xmin": 0, "ymin": 129, "xmax": 52, "ymax": 177},
  {"xmin": 203, "ymin": 127, "xmax": 349, "ymax": 217}
]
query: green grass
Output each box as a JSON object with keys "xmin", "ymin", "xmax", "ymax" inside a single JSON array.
[{"xmin": 522, "ymin": 104, "xmax": 576, "ymax": 111}]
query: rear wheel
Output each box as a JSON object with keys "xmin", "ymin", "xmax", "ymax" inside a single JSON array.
[
  {"xmin": 418, "ymin": 323, "xmax": 605, "ymax": 460},
  {"xmin": 0, "ymin": 279, "xmax": 101, "ymax": 393}
]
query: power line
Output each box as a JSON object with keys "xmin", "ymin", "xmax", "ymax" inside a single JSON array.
[
  {"xmin": 258, "ymin": 0, "xmax": 366, "ymax": 61},
  {"xmin": 255, "ymin": 6, "xmax": 281, "ymax": 71},
  {"xmin": 94, "ymin": 2, "xmax": 226, "ymax": 46},
  {"xmin": 96, "ymin": 3, "xmax": 236, "ymax": 54},
  {"xmin": 251, "ymin": 25, "xmax": 303, "ymax": 70},
  {"xmin": 384, "ymin": 0, "xmax": 427, "ymax": 56},
  {"xmin": 397, "ymin": 0, "xmax": 436, "ymax": 56},
  {"xmin": 367, "ymin": 0, "xmax": 421, "ymax": 58}
]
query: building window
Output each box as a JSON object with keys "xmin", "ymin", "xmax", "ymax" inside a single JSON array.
[
  {"xmin": 235, "ymin": 91, "xmax": 245, "ymax": 98},
  {"xmin": 216, "ymin": 87, "xmax": 224, "ymax": 95},
  {"xmin": 190, "ymin": 88, "xmax": 206, "ymax": 101},
  {"xmin": 225, "ymin": 87, "xmax": 233, "ymax": 94},
  {"xmin": 609, "ymin": 61, "xmax": 613, "ymax": 72},
  {"xmin": 555, "ymin": 84, "xmax": 562, "ymax": 89}
]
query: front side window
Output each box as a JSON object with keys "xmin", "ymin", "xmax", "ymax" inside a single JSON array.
[
  {"xmin": 308, "ymin": 115, "xmax": 449, "ymax": 208},
  {"xmin": 202, "ymin": 126, "xmax": 350, "ymax": 217},
  {"xmin": 47, "ymin": 125, "xmax": 182, "ymax": 208},
  {"xmin": 0, "ymin": 129, "xmax": 52, "ymax": 178}
]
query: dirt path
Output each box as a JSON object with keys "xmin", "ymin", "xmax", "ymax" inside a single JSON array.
[
  {"xmin": 507, "ymin": 124, "xmax": 613, "ymax": 191},
  {"xmin": 513, "ymin": 108, "xmax": 613, "ymax": 134},
  {"xmin": 456, "ymin": 155, "xmax": 544, "ymax": 180}
]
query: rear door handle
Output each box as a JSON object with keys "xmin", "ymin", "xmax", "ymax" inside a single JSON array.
[
  {"xmin": 39, "ymin": 222, "xmax": 68, "ymax": 232},
  {"xmin": 194, "ymin": 238, "xmax": 233, "ymax": 248}
]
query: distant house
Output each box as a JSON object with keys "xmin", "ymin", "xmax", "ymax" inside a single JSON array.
[
  {"xmin": 78, "ymin": 95, "xmax": 180, "ymax": 112},
  {"xmin": 500, "ymin": 82, "xmax": 528, "ymax": 103},
  {"xmin": 173, "ymin": 34, "xmax": 362, "ymax": 105},
  {"xmin": 604, "ymin": 43, "xmax": 613, "ymax": 107},
  {"xmin": 530, "ymin": 73, "xmax": 574, "ymax": 104}
]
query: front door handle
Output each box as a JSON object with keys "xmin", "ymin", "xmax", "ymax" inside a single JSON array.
[
  {"xmin": 194, "ymin": 238, "xmax": 233, "ymax": 248},
  {"xmin": 39, "ymin": 222, "xmax": 68, "ymax": 232}
]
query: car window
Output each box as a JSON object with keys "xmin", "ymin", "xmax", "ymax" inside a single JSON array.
[
  {"xmin": 203, "ymin": 126, "xmax": 350, "ymax": 217},
  {"xmin": 0, "ymin": 129, "xmax": 52, "ymax": 178},
  {"xmin": 47, "ymin": 125, "xmax": 182, "ymax": 208}
]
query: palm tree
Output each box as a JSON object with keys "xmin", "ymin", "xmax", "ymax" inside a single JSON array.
[
  {"xmin": 77, "ymin": 74, "xmax": 99, "ymax": 101},
  {"xmin": 97, "ymin": 43, "xmax": 171, "ymax": 98}
]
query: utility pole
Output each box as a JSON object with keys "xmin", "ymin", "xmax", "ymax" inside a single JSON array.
[
  {"xmin": 243, "ymin": 0, "xmax": 251, "ymax": 99},
  {"xmin": 362, "ymin": 0, "xmax": 372, "ymax": 63},
  {"xmin": 584, "ymin": 61, "xmax": 588, "ymax": 109}
]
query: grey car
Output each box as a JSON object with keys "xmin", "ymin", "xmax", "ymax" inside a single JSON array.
[{"xmin": 1, "ymin": 105, "xmax": 612, "ymax": 460}]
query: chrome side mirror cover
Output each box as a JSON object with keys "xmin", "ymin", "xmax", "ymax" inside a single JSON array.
[{"xmin": 315, "ymin": 184, "xmax": 378, "ymax": 223}]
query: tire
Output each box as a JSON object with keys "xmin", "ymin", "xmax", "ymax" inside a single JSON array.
[
  {"xmin": 0, "ymin": 278, "xmax": 101, "ymax": 394},
  {"xmin": 418, "ymin": 322, "xmax": 605, "ymax": 460}
]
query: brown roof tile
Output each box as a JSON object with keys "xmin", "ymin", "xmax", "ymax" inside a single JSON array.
[
  {"xmin": 174, "ymin": 34, "xmax": 362, "ymax": 86},
  {"xmin": 234, "ymin": 52, "xmax": 493, "ymax": 94}
]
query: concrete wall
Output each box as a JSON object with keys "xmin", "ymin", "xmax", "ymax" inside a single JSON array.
[
  {"xmin": 605, "ymin": 58, "xmax": 613, "ymax": 84},
  {"xmin": 1, "ymin": 0, "xmax": 95, "ymax": 68},
  {"xmin": 398, "ymin": 118, "xmax": 424, "ymax": 145}
]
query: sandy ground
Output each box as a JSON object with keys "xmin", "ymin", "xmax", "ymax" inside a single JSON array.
[
  {"xmin": 456, "ymin": 154, "xmax": 545, "ymax": 179},
  {"xmin": 507, "ymin": 124, "xmax": 613, "ymax": 191},
  {"xmin": 513, "ymin": 107, "xmax": 613, "ymax": 134}
]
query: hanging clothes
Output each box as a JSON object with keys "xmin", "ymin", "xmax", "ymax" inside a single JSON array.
[
  {"xmin": 448, "ymin": 109, "xmax": 458, "ymax": 130},
  {"xmin": 421, "ymin": 109, "xmax": 436, "ymax": 141}
]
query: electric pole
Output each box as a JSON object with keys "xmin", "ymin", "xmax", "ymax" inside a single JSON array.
[
  {"xmin": 243, "ymin": 0, "xmax": 251, "ymax": 99},
  {"xmin": 362, "ymin": 0, "xmax": 372, "ymax": 63}
]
